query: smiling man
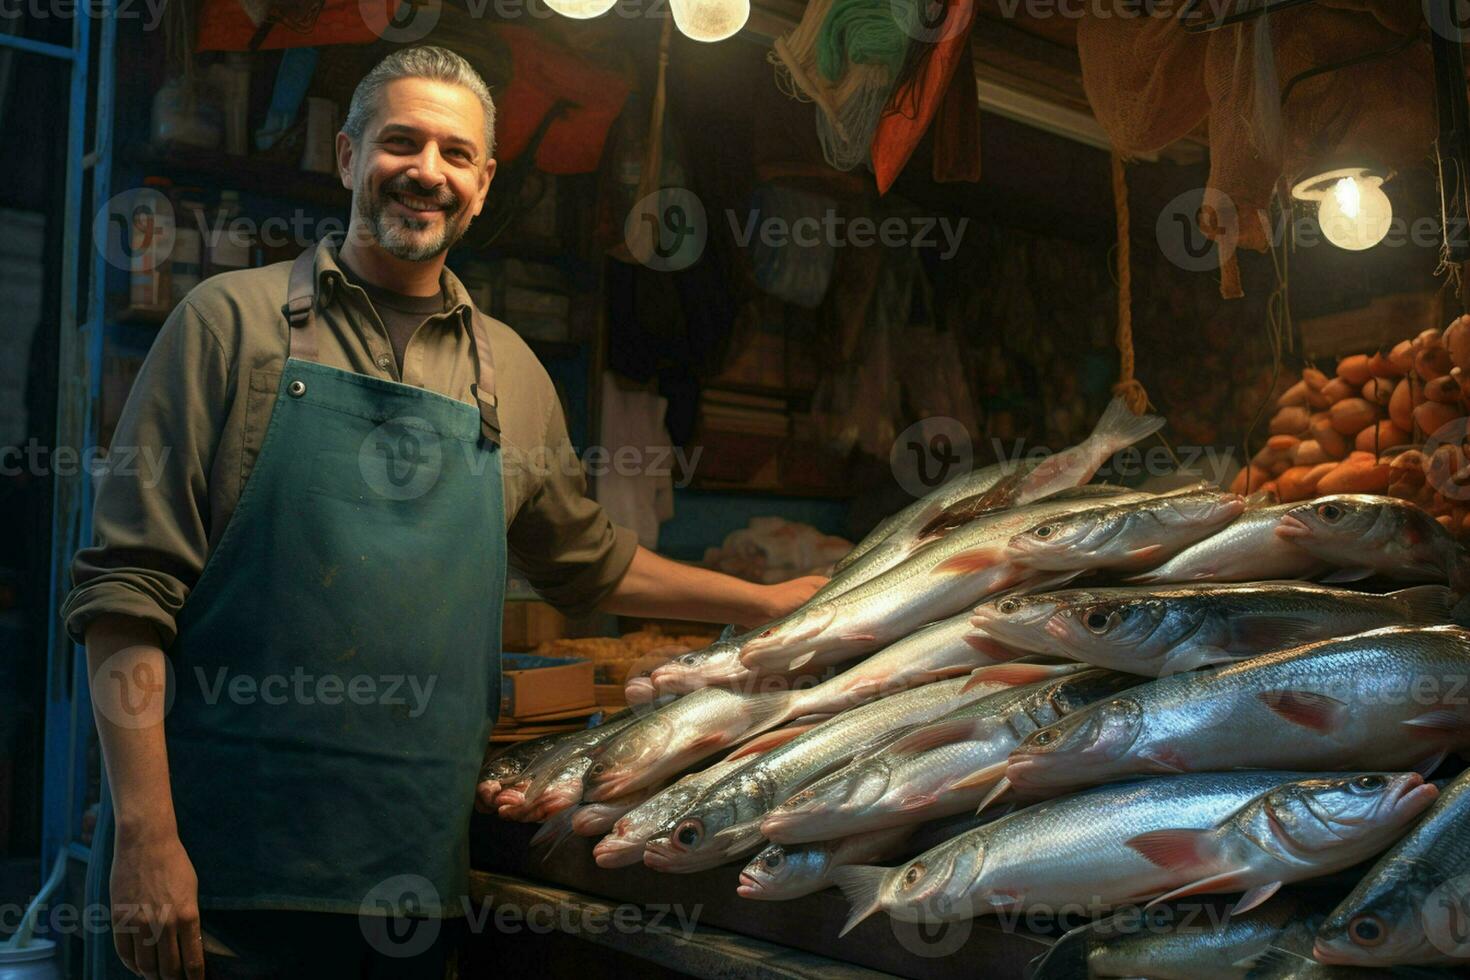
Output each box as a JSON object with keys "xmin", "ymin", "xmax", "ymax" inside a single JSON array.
[{"xmin": 65, "ymin": 46, "xmax": 824, "ymax": 980}]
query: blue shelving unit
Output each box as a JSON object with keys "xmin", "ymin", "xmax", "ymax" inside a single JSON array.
[{"xmin": 37, "ymin": 0, "xmax": 117, "ymax": 886}]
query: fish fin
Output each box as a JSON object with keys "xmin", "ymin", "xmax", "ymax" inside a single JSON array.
[
  {"xmin": 718, "ymin": 624, "xmax": 737, "ymax": 642},
  {"xmin": 936, "ymin": 549, "xmax": 1002, "ymax": 575},
  {"xmin": 884, "ymin": 718, "xmax": 981, "ymax": 756},
  {"xmin": 1144, "ymin": 869, "xmax": 1251, "ymax": 909},
  {"xmin": 728, "ymin": 723, "xmax": 819, "ymax": 760},
  {"xmin": 1089, "ymin": 395, "xmax": 1165, "ymax": 454},
  {"xmin": 1125, "ymin": 544, "xmax": 1166, "ymax": 564},
  {"xmin": 975, "ymin": 776, "xmax": 1012, "ymax": 814},
  {"xmin": 948, "ymin": 761, "xmax": 1008, "ymax": 792},
  {"xmin": 841, "ymin": 633, "xmax": 878, "ymax": 644},
  {"xmin": 1026, "ymin": 920, "xmax": 1097, "ymax": 980},
  {"xmin": 529, "ymin": 807, "xmax": 578, "ymax": 855},
  {"xmin": 1414, "ymin": 747, "xmax": 1450, "ymax": 777},
  {"xmin": 785, "ymin": 651, "xmax": 817, "ymax": 671},
  {"xmin": 1393, "ymin": 585, "xmax": 1457, "ymax": 623},
  {"xmin": 831, "ymin": 866, "xmax": 888, "ymax": 937},
  {"xmin": 1319, "ymin": 568, "xmax": 1375, "ymax": 584},
  {"xmin": 895, "ymin": 793, "xmax": 939, "ymax": 813},
  {"xmin": 1230, "ymin": 616, "xmax": 1332, "ymax": 654},
  {"xmin": 1243, "ymin": 488, "xmax": 1278, "ymax": 508},
  {"xmin": 1257, "ymin": 689, "xmax": 1347, "ymax": 734},
  {"xmin": 964, "ymin": 632, "xmax": 1024, "ymax": 660},
  {"xmin": 1161, "ymin": 646, "xmax": 1239, "ymax": 675},
  {"xmin": 907, "ymin": 665, "xmax": 981, "ymax": 685},
  {"xmin": 1125, "ymin": 829, "xmax": 1216, "ymax": 872},
  {"xmin": 740, "ymin": 691, "xmax": 803, "ymax": 740},
  {"xmin": 1402, "ymin": 708, "xmax": 1470, "ymax": 734},
  {"xmin": 1231, "ymin": 880, "xmax": 1283, "ymax": 915},
  {"xmin": 965, "ymin": 662, "xmax": 1074, "ymax": 689},
  {"xmin": 849, "ymin": 726, "xmax": 917, "ymax": 764},
  {"xmin": 1138, "ymin": 747, "xmax": 1190, "ymax": 774}
]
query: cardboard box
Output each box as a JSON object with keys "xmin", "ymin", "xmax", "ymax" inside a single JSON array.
[
  {"xmin": 499, "ymin": 653, "xmax": 596, "ymax": 720},
  {"xmin": 502, "ymin": 601, "xmax": 569, "ymax": 651}
]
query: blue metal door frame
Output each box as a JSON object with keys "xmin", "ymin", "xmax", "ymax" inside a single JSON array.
[{"xmin": 33, "ymin": 0, "xmax": 117, "ymax": 876}]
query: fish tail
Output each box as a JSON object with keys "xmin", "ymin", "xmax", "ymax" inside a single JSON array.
[
  {"xmin": 831, "ymin": 866, "xmax": 889, "ymax": 937},
  {"xmin": 1027, "ymin": 920, "xmax": 1095, "ymax": 980},
  {"xmin": 1394, "ymin": 584, "xmax": 1457, "ymax": 623},
  {"xmin": 529, "ymin": 806, "xmax": 579, "ymax": 856},
  {"xmin": 1089, "ymin": 395, "xmax": 1165, "ymax": 454}
]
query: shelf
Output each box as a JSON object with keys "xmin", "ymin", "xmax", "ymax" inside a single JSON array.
[{"xmin": 120, "ymin": 143, "xmax": 349, "ymax": 210}]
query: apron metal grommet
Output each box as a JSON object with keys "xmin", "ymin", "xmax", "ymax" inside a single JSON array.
[{"xmin": 288, "ymin": 380, "xmax": 307, "ymax": 397}]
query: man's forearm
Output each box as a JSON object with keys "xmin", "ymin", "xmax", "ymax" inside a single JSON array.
[
  {"xmin": 597, "ymin": 546, "xmax": 824, "ymax": 628},
  {"xmin": 85, "ymin": 615, "xmax": 180, "ymax": 842}
]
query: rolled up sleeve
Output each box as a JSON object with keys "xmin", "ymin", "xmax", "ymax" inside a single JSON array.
[
  {"xmin": 61, "ymin": 300, "xmax": 229, "ymax": 647},
  {"xmin": 507, "ymin": 398, "xmax": 637, "ymax": 617}
]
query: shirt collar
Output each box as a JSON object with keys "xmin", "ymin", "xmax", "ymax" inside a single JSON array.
[{"xmin": 314, "ymin": 231, "xmax": 476, "ymax": 328}]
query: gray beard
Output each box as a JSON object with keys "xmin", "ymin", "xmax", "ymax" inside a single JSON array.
[{"xmin": 357, "ymin": 189, "xmax": 465, "ymax": 261}]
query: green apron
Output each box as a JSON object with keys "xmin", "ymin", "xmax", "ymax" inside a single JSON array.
[{"xmin": 90, "ymin": 241, "xmax": 506, "ymax": 973}]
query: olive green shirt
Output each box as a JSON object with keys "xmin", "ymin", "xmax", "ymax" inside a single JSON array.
[{"xmin": 62, "ymin": 235, "xmax": 637, "ymax": 647}]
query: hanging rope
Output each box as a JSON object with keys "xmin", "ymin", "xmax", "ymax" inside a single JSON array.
[
  {"xmin": 1111, "ymin": 153, "xmax": 1150, "ymax": 416},
  {"xmin": 635, "ymin": 17, "xmax": 674, "ymax": 207}
]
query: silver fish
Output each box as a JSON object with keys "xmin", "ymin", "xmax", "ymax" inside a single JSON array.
[
  {"xmin": 833, "ymin": 397, "xmax": 1162, "ymax": 574},
  {"xmin": 1316, "ymin": 767, "xmax": 1470, "ymax": 966},
  {"xmin": 736, "ymin": 827, "xmax": 915, "ymax": 901},
  {"xmin": 590, "ymin": 754, "xmax": 754, "ymax": 869},
  {"xmin": 581, "ymin": 686, "xmax": 801, "ymax": 802},
  {"xmin": 1130, "ymin": 503, "xmax": 1328, "ymax": 585},
  {"xmin": 643, "ymin": 677, "xmax": 991, "ymax": 873},
  {"xmin": 970, "ymin": 583, "xmax": 1456, "ymax": 677},
  {"xmin": 1030, "ymin": 898, "xmax": 1325, "ymax": 980},
  {"xmin": 1004, "ymin": 626, "xmax": 1470, "ymax": 797},
  {"xmin": 1278, "ymin": 495, "xmax": 1470, "ymax": 591},
  {"xmin": 737, "ymin": 490, "xmax": 1155, "ymax": 674},
  {"xmin": 1005, "ymin": 490, "xmax": 1245, "ymax": 576},
  {"xmin": 832, "ymin": 772, "xmax": 1435, "ymax": 936},
  {"xmin": 760, "ymin": 667, "xmax": 1134, "ymax": 844}
]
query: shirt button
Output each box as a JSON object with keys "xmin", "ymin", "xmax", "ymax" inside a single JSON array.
[{"xmin": 376, "ymin": 353, "xmax": 392, "ymax": 370}]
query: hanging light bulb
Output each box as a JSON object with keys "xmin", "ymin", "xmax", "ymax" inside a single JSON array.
[
  {"xmin": 543, "ymin": 0, "xmax": 617, "ymax": 18},
  {"xmin": 1291, "ymin": 166, "xmax": 1394, "ymax": 252},
  {"xmin": 669, "ymin": 0, "xmax": 748, "ymax": 42}
]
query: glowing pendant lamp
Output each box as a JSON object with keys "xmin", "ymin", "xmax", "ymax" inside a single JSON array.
[
  {"xmin": 1291, "ymin": 166, "xmax": 1394, "ymax": 252},
  {"xmin": 668, "ymin": 0, "xmax": 749, "ymax": 42}
]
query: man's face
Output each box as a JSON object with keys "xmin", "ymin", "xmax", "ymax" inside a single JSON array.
[{"xmin": 337, "ymin": 77, "xmax": 496, "ymax": 261}]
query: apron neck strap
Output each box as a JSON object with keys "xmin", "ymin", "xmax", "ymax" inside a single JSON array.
[
  {"xmin": 281, "ymin": 240, "xmax": 502, "ymax": 448},
  {"xmin": 467, "ymin": 310, "xmax": 501, "ymax": 447},
  {"xmin": 282, "ymin": 244, "xmax": 320, "ymax": 362}
]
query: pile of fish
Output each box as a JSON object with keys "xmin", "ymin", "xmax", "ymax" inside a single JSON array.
[{"xmin": 478, "ymin": 396, "xmax": 1470, "ymax": 976}]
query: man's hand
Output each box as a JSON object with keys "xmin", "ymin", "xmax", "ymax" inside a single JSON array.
[
  {"xmin": 599, "ymin": 546, "xmax": 831, "ymax": 629},
  {"xmin": 755, "ymin": 575, "xmax": 830, "ymax": 624},
  {"xmin": 109, "ymin": 828, "xmax": 205, "ymax": 980}
]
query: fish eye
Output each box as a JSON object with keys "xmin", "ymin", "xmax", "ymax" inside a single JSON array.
[
  {"xmin": 1352, "ymin": 775, "xmax": 1386, "ymax": 792},
  {"xmin": 1033, "ymin": 729, "xmax": 1057, "ymax": 746},
  {"xmin": 998, "ymin": 599, "xmax": 1019, "ymax": 614},
  {"xmin": 762, "ymin": 850, "xmax": 783, "ymax": 870},
  {"xmin": 900, "ymin": 862, "xmax": 926, "ymax": 889},
  {"xmin": 1318, "ymin": 502, "xmax": 1344, "ymax": 522},
  {"xmin": 1084, "ymin": 610, "xmax": 1116, "ymax": 634},
  {"xmin": 678, "ymin": 655, "xmax": 695, "ymax": 665},
  {"xmin": 759, "ymin": 628, "xmax": 773, "ymax": 638},
  {"xmin": 1348, "ymin": 914, "xmax": 1386, "ymax": 947},
  {"xmin": 1032, "ymin": 524, "xmax": 1057, "ymax": 539},
  {"xmin": 588, "ymin": 763, "xmax": 605, "ymax": 777},
  {"xmin": 674, "ymin": 819, "xmax": 704, "ymax": 848}
]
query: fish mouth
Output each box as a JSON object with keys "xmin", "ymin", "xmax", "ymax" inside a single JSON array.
[
  {"xmin": 624, "ymin": 677, "xmax": 658, "ymax": 703},
  {"xmin": 584, "ymin": 769, "xmax": 643, "ymax": 803},
  {"xmin": 1275, "ymin": 513, "xmax": 1312, "ymax": 539},
  {"xmin": 1391, "ymin": 775, "xmax": 1439, "ymax": 815},
  {"xmin": 760, "ymin": 810, "xmax": 829, "ymax": 844},
  {"xmin": 735, "ymin": 872, "xmax": 765, "ymax": 898},
  {"xmin": 592, "ymin": 837, "xmax": 643, "ymax": 868},
  {"xmin": 1312, "ymin": 939, "xmax": 1370, "ymax": 966}
]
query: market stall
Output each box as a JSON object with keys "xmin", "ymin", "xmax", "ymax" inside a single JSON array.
[{"xmin": 13, "ymin": 0, "xmax": 1470, "ymax": 978}]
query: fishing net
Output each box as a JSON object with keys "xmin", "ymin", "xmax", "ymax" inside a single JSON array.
[
  {"xmin": 1078, "ymin": 0, "xmax": 1435, "ymax": 297},
  {"xmin": 770, "ymin": 0, "xmax": 913, "ymax": 171}
]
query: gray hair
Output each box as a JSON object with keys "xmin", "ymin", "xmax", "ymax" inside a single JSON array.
[{"xmin": 342, "ymin": 46, "xmax": 496, "ymax": 158}]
